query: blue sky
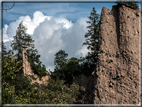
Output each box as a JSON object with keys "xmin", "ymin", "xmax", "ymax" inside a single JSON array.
[
  {"xmin": 3, "ymin": 2, "xmax": 116, "ymax": 26},
  {"xmin": 1, "ymin": 2, "xmax": 140, "ymax": 71}
]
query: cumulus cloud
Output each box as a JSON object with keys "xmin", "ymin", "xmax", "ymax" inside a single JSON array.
[
  {"xmin": 3, "ymin": 24, "xmax": 10, "ymax": 42},
  {"xmin": 3, "ymin": 11, "xmax": 89, "ymax": 71},
  {"xmin": 3, "ymin": 11, "xmax": 50, "ymax": 41},
  {"xmin": 55, "ymin": 17, "xmax": 73, "ymax": 29},
  {"xmin": 23, "ymin": 11, "xmax": 51, "ymax": 35}
]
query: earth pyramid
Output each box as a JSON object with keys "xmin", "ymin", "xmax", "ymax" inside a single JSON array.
[
  {"xmin": 93, "ymin": 3, "xmax": 140, "ymax": 104},
  {"xmin": 17, "ymin": 45, "xmax": 50, "ymax": 87}
]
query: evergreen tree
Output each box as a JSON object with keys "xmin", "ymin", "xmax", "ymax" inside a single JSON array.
[
  {"xmin": 51, "ymin": 50, "xmax": 68, "ymax": 81},
  {"xmin": 79, "ymin": 53, "xmax": 96, "ymax": 76},
  {"xmin": 54, "ymin": 50, "xmax": 68, "ymax": 69},
  {"xmin": 11, "ymin": 21, "xmax": 34, "ymax": 62},
  {"xmin": 11, "ymin": 21, "xmax": 47, "ymax": 79},
  {"xmin": 83, "ymin": 7, "xmax": 100, "ymax": 67},
  {"xmin": 51, "ymin": 50, "xmax": 81, "ymax": 85}
]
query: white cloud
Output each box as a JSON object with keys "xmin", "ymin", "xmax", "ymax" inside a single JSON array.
[
  {"xmin": 2, "ymin": 11, "xmax": 51, "ymax": 41},
  {"xmin": 55, "ymin": 17, "xmax": 73, "ymax": 29},
  {"xmin": 3, "ymin": 24, "xmax": 9, "ymax": 42},
  {"xmin": 23, "ymin": 11, "xmax": 51, "ymax": 35},
  {"xmin": 46, "ymin": 66, "xmax": 54, "ymax": 72},
  {"xmin": 3, "ymin": 11, "xmax": 89, "ymax": 72},
  {"xmin": 2, "ymin": 16, "xmax": 28, "ymax": 45},
  {"xmin": 76, "ymin": 45, "xmax": 91, "ymax": 57}
]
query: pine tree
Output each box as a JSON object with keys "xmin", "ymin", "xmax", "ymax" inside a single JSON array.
[
  {"xmin": 11, "ymin": 21, "xmax": 34, "ymax": 62},
  {"xmin": 83, "ymin": 7, "xmax": 100, "ymax": 66},
  {"xmin": 11, "ymin": 21, "xmax": 47, "ymax": 79},
  {"xmin": 51, "ymin": 50, "xmax": 81, "ymax": 85},
  {"xmin": 54, "ymin": 50, "xmax": 68, "ymax": 69}
]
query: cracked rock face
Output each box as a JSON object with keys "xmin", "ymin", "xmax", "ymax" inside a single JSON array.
[{"xmin": 94, "ymin": 4, "xmax": 140, "ymax": 104}]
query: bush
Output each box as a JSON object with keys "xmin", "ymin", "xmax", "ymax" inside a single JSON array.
[{"xmin": 42, "ymin": 78, "xmax": 81, "ymax": 104}]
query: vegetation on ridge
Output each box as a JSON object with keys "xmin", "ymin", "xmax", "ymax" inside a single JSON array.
[{"xmin": 115, "ymin": 0, "xmax": 139, "ymax": 9}]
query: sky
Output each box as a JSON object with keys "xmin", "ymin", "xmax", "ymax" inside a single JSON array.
[{"xmin": 1, "ymin": 1, "xmax": 141, "ymax": 72}]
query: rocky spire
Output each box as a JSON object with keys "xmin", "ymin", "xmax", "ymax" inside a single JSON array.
[{"xmin": 93, "ymin": 3, "xmax": 140, "ymax": 104}]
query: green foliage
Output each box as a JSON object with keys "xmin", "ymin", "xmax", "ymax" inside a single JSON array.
[
  {"xmin": 45, "ymin": 78, "xmax": 80, "ymax": 104},
  {"xmin": 2, "ymin": 52, "xmax": 80, "ymax": 104},
  {"xmin": 3, "ymin": 75, "xmax": 80, "ymax": 104},
  {"xmin": 54, "ymin": 50, "xmax": 68, "ymax": 69},
  {"xmin": 2, "ymin": 7, "xmax": 102, "ymax": 104},
  {"xmin": 2, "ymin": 22, "xmax": 81, "ymax": 104},
  {"xmin": 2, "ymin": 52, "xmax": 22, "ymax": 104},
  {"xmin": 51, "ymin": 50, "xmax": 81, "ymax": 85},
  {"xmin": 29, "ymin": 61, "xmax": 47, "ymax": 80},
  {"xmin": 115, "ymin": 0, "xmax": 139, "ymax": 9},
  {"xmin": 2, "ymin": 52, "xmax": 22, "ymax": 86},
  {"xmin": 2, "ymin": 51, "xmax": 37, "ymax": 104},
  {"xmin": 14, "ymin": 75, "xmax": 35, "ymax": 95},
  {"xmin": 83, "ymin": 7, "xmax": 100, "ymax": 66},
  {"xmin": 11, "ymin": 21, "xmax": 47, "ymax": 79},
  {"xmin": 83, "ymin": 7, "xmax": 100, "ymax": 51},
  {"xmin": 50, "ymin": 50, "xmax": 96, "ymax": 104},
  {"xmin": 28, "ymin": 75, "xmax": 37, "ymax": 80},
  {"xmin": 11, "ymin": 21, "xmax": 30, "ymax": 62},
  {"xmin": 79, "ymin": 52, "xmax": 96, "ymax": 76},
  {"xmin": 2, "ymin": 83, "xmax": 15, "ymax": 104},
  {"xmin": 51, "ymin": 50, "xmax": 96, "ymax": 86}
]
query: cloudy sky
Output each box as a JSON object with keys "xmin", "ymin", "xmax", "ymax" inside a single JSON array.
[{"xmin": 1, "ymin": 1, "xmax": 132, "ymax": 71}]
